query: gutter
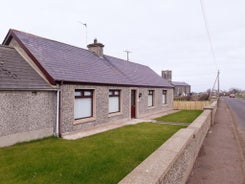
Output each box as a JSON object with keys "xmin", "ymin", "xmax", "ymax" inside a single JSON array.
[{"xmin": 57, "ymin": 80, "xmax": 173, "ymax": 89}]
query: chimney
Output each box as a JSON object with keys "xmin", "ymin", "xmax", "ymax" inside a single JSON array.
[
  {"xmin": 87, "ymin": 39, "xmax": 104, "ymax": 57},
  {"xmin": 162, "ymin": 70, "xmax": 172, "ymax": 82}
]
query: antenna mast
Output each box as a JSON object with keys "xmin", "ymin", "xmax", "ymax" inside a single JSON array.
[
  {"xmin": 124, "ymin": 50, "xmax": 131, "ymax": 61},
  {"xmin": 78, "ymin": 21, "xmax": 88, "ymax": 46}
]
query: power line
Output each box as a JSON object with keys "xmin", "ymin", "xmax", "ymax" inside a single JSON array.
[
  {"xmin": 200, "ymin": 0, "xmax": 220, "ymax": 95},
  {"xmin": 199, "ymin": 0, "xmax": 218, "ymax": 70}
]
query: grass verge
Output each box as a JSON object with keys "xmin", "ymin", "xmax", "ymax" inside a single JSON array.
[
  {"xmin": 155, "ymin": 110, "xmax": 203, "ymax": 123},
  {"xmin": 0, "ymin": 123, "xmax": 184, "ymax": 184}
]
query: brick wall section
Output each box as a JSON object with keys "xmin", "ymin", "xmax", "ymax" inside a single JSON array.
[
  {"xmin": 0, "ymin": 91, "xmax": 56, "ymax": 146},
  {"xmin": 119, "ymin": 101, "xmax": 217, "ymax": 184},
  {"xmin": 60, "ymin": 85, "xmax": 173, "ymax": 134}
]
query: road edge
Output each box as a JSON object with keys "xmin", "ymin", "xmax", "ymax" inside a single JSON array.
[{"xmin": 225, "ymin": 98, "xmax": 245, "ymax": 182}]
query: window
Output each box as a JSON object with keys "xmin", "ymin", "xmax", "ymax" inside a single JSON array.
[
  {"xmin": 148, "ymin": 90, "xmax": 154, "ymax": 107},
  {"xmin": 109, "ymin": 90, "xmax": 120, "ymax": 113},
  {"xmin": 162, "ymin": 90, "xmax": 167, "ymax": 104},
  {"xmin": 74, "ymin": 90, "xmax": 93, "ymax": 119}
]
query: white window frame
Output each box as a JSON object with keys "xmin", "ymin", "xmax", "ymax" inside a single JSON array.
[
  {"xmin": 162, "ymin": 90, "xmax": 167, "ymax": 104},
  {"xmin": 109, "ymin": 90, "xmax": 120, "ymax": 113},
  {"xmin": 148, "ymin": 90, "xmax": 154, "ymax": 107},
  {"xmin": 74, "ymin": 90, "xmax": 93, "ymax": 119}
]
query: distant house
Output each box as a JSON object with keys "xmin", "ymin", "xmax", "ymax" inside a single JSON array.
[
  {"xmin": 171, "ymin": 81, "xmax": 191, "ymax": 97},
  {"xmin": 0, "ymin": 29, "xmax": 173, "ymax": 146},
  {"xmin": 162, "ymin": 70, "xmax": 191, "ymax": 96}
]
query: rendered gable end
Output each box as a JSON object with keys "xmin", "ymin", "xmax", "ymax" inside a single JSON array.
[{"xmin": 0, "ymin": 44, "xmax": 57, "ymax": 147}]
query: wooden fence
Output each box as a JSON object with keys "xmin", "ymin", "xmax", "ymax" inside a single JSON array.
[{"xmin": 173, "ymin": 101, "xmax": 210, "ymax": 110}]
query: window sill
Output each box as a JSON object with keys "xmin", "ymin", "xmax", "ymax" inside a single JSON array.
[
  {"xmin": 108, "ymin": 112, "xmax": 122, "ymax": 117},
  {"xmin": 73, "ymin": 117, "xmax": 96, "ymax": 125},
  {"xmin": 147, "ymin": 106, "xmax": 156, "ymax": 110}
]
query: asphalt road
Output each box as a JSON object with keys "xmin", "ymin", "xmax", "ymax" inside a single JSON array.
[
  {"xmin": 225, "ymin": 97, "xmax": 245, "ymax": 158},
  {"xmin": 225, "ymin": 97, "xmax": 245, "ymax": 129}
]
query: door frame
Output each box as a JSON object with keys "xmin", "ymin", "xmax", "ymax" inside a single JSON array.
[{"xmin": 131, "ymin": 89, "xmax": 137, "ymax": 118}]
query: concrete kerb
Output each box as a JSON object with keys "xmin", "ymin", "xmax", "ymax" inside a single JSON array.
[{"xmin": 119, "ymin": 101, "xmax": 217, "ymax": 184}]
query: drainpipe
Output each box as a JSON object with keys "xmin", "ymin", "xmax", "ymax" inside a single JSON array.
[
  {"xmin": 58, "ymin": 90, "xmax": 62, "ymax": 137},
  {"xmin": 55, "ymin": 90, "xmax": 60, "ymax": 137}
]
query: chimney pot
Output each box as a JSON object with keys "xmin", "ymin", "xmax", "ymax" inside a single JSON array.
[
  {"xmin": 162, "ymin": 70, "xmax": 172, "ymax": 82},
  {"xmin": 87, "ymin": 38, "xmax": 104, "ymax": 57}
]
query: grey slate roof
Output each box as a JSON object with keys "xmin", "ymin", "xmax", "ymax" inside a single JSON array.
[
  {"xmin": 0, "ymin": 45, "xmax": 54, "ymax": 90},
  {"xmin": 3, "ymin": 29, "xmax": 172, "ymax": 88},
  {"xmin": 171, "ymin": 81, "xmax": 190, "ymax": 86}
]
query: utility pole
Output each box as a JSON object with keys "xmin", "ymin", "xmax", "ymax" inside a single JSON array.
[
  {"xmin": 124, "ymin": 50, "xmax": 131, "ymax": 61},
  {"xmin": 209, "ymin": 70, "xmax": 220, "ymax": 100},
  {"xmin": 217, "ymin": 70, "xmax": 220, "ymax": 97}
]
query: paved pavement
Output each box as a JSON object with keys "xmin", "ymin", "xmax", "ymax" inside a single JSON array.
[
  {"xmin": 62, "ymin": 109, "xmax": 179, "ymax": 140},
  {"xmin": 187, "ymin": 98, "xmax": 245, "ymax": 184}
]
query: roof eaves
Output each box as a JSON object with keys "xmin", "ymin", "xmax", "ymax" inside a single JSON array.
[
  {"xmin": 2, "ymin": 29, "xmax": 13, "ymax": 45},
  {"xmin": 58, "ymin": 80, "xmax": 173, "ymax": 88},
  {"xmin": 0, "ymin": 88, "xmax": 58, "ymax": 91}
]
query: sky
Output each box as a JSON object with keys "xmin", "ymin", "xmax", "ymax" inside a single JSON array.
[{"xmin": 1, "ymin": 0, "xmax": 245, "ymax": 92}]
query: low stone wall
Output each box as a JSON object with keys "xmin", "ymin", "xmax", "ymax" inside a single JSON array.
[{"xmin": 119, "ymin": 101, "xmax": 217, "ymax": 184}]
